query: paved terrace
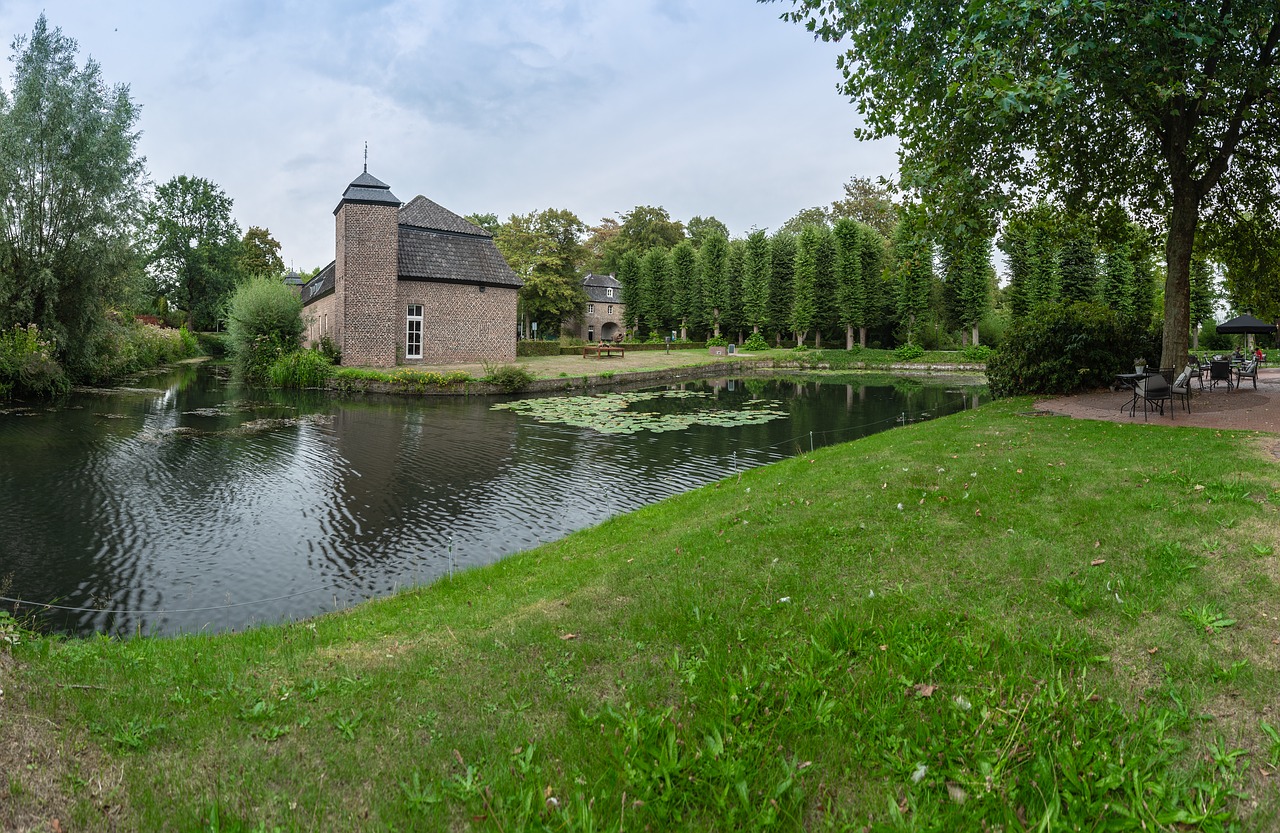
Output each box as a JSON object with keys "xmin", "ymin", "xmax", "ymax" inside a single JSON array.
[{"xmin": 1037, "ymin": 366, "xmax": 1280, "ymax": 433}]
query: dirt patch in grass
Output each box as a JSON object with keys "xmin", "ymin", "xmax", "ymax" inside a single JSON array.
[{"xmin": 0, "ymin": 651, "xmax": 125, "ymax": 832}]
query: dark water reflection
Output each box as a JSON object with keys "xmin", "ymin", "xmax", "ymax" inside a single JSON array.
[{"xmin": 0, "ymin": 364, "xmax": 983, "ymax": 636}]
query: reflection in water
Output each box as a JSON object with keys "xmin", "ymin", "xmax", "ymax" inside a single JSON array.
[{"xmin": 0, "ymin": 365, "xmax": 983, "ymax": 636}]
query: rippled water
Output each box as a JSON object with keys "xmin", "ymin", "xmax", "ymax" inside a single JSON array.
[{"xmin": 0, "ymin": 363, "xmax": 982, "ymax": 636}]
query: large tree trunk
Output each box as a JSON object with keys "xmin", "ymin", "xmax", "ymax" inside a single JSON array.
[
  {"xmin": 971, "ymin": 323, "xmax": 979, "ymax": 347},
  {"xmin": 815, "ymin": 331, "xmax": 823, "ymax": 349},
  {"xmin": 846, "ymin": 324, "xmax": 854, "ymax": 350},
  {"xmin": 1162, "ymin": 187, "xmax": 1199, "ymax": 369},
  {"xmin": 859, "ymin": 326, "xmax": 867, "ymax": 348}
]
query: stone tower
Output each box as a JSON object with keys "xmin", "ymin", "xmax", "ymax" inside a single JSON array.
[{"xmin": 334, "ymin": 170, "xmax": 401, "ymax": 368}]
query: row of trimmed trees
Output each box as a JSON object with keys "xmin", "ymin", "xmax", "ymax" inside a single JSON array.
[
  {"xmin": 610, "ymin": 207, "xmax": 1003, "ymax": 351},
  {"xmin": 612, "ymin": 221, "xmax": 891, "ymax": 347}
]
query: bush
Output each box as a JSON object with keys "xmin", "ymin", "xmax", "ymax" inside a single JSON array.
[
  {"xmin": 742, "ymin": 332, "xmax": 770, "ymax": 352},
  {"xmin": 960, "ymin": 344, "xmax": 993, "ymax": 363},
  {"xmin": 268, "ymin": 350, "xmax": 333, "ymax": 388},
  {"xmin": 987, "ymin": 302, "xmax": 1161, "ymax": 397},
  {"xmin": 516, "ymin": 340, "xmax": 561, "ymax": 357},
  {"xmin": 0, "ymin": 323, "xmax": 69, "ymax": 399},
  {"xmin": 312, "ymin": 335, "xmax": 342, "ymax": 364},
  {"xmin": 706, "ymin": 335, "xmax": 729, "ymax": 347},
  {"xmin": 483, "ymin": 363, "xmax": 535, "ymax": 393},
  {"xmin": 76, "ymin": 319, "xmax": 200, "ymax": 383},
  {"xmin": 894, "ymin": 343, "xmax": 925, "ymax": 361},
  {"xmin": 196, "ymin": 331, "xmax": 230, "ymax": 357},
  {"xmin": 226, "ymin": 277, "xmax": 304, "ymax": 383}
]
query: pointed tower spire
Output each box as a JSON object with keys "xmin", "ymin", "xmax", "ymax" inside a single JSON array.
[{"xmin": 363, "ymin": 141, "xmax": 368, "ymax": 173}]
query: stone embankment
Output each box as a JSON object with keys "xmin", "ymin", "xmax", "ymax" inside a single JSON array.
[{"xmin": 329, "ymin": 360, "xmax": 987, "ymax": 397}]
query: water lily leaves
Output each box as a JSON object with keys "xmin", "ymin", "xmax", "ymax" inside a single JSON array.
[{"xmin": 492, "ymin": 390, "xmax": 788, "ymax": 435}]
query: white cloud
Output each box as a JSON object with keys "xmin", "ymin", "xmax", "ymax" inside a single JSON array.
[{"xmin": 0, "ymin": 0, "xmax": 898, "ymax": 270}]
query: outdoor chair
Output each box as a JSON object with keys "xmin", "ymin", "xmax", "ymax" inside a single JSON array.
[
  {"xmin": 1209, "ymin": 360, "xmax": 1234, "ymax": 391},
  {"xmin": 1158, "ymin": 367, "xmax": 1177, "ymax": 385},
  {"xmin": 1235, "ymin": 360, "xmax": 1259, "ymax": 389},
  {"xmin": 1135, "ymin": 374, "xmax": 1173, "ymax": 420},
  {"xmin": 1187, "ymin": 358, "xmax": 1205, "ymax": 391},
  {"xmin": 1171, "ymin": 365, "xmax": 1194, "ymax": 414}
]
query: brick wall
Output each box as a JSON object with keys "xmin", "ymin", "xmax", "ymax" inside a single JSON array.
[
  {"xmin": 337, "ymin": 202, "xmax": 399, "ymax": 367},
  {"xmin": 303, "ymin": 295, "xmax": 337, "ymax": 347},
  {"xmin": 398, "ymin": 282, "xmax": 518, "ymax": 363},
  {"xmin": 565, "ymin": 302, "xmax": 626, "ymax": 341}
]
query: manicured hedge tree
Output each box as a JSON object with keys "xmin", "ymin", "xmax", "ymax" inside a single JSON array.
[
  {"xmin": 768, "ymin": 232, "xmax": 796, "ymax": 347},
  {"xmin": 226, "ymin": 276, "xmax": 304, "ymax": 382},
  {"xmin": 987, "ymin": 301, "xmax": 1161, "ymax": 397}
]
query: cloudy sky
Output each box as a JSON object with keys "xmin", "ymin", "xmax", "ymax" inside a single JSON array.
[{"xmin": 0, "ymin": 1, "xmax": 898, "ymax": 271}]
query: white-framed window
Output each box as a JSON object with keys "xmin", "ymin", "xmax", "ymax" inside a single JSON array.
[
  {"xmin": 587, "ymin": 303, "xmax": 595, "ymax": 315},
  {"xmin": 406, "ymin": 304, "xmax": 424, "ymax": 359},
  {"xmin": 607, "ymin": 305, "xmax": 614, "ymax": 315},
  {"xmin": 606, "ymin": 288, "xmax": 614, "ymax": 298}
]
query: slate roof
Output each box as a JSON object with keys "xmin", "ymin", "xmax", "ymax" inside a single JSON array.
[
  {"xmin": 399, "ymin": 224, "xmax": 522, "ymax": 288},
  {"xmin": 300, "ymin": 261, "xmax": 335, "ymax": 304},
  {"xmin": 399, "ymin": 195, "xmax": 491, "ymax": 237},
  {"xmin": 582, "ymin": 273, "xmax": 623, "ymax": 304},
  {"xmin": 334, "ymin": 170, "xmax": 401, "ymax": 213}
]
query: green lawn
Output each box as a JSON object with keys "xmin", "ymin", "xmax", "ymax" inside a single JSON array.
[{"xmin": 4, "ymin": 398, "xmax": 1279, "ymax": 831}]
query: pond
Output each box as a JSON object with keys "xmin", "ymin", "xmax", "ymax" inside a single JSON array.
[{"xmin": 0, "ymin": 363, "xmax": 984, "ymax": 637}]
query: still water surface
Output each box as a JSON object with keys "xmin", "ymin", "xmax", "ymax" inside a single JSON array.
[{"xmin": 0, "ymin": 363, "xmax": 982, "ymax": 636}]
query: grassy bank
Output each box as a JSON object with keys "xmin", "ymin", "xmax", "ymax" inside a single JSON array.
[{"xmin": 3, "ymin": 399, "xmax": 1278, "ymax": 830}]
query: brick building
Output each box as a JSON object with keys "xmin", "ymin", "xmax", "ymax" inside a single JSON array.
[
  {"xmin": 562, "ymin": 273, "xmax": 626, "ymax": 342},
  {"xmin": 301, "ymin": 170, "xmax": 521, "ymax": 367}
]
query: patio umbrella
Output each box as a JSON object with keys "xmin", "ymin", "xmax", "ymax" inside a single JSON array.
[{"xmin": 1216, "ymin": 312, "xmax": 1277, "ymax": 334}]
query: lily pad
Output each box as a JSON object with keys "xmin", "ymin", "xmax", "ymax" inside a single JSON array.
[{"xmin": 492, "ymin": 390, "xmax": 788, "ymax": 434}]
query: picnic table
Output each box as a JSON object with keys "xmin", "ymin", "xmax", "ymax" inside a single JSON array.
[{"xmin": 582, "ymin": 344, "xmax": 625, "ymax": 359}]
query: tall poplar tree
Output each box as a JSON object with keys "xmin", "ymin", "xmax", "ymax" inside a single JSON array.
[
  {"xmin": 892, "ymin": 206, "xmax": 933, "ymax": 346},
  {"xmin": 834, "ymin": 218, "xmax": 865, "ymax": 349},
  {"xmin": 769, "ymin": 232, "xmax": 796, "ymax": 346},
  {"xmin": 698, "ymin": 233, "xmax": 730, "ymax": 337},
  {"xmin": 616, "ymin": 249, "xmax": 643, "ymax": 335},
  {"xmin": 812, "ymin": 227, "xmax": 838, "ymax": 348},
  {"xmin": 791, "ymin": 226, "xmax": 822, "ymax": 346},
  {"xmin": 741, "ymin": 230, "xmax": 772, "ymax": 334},
  {"xmin": 855, "ymin": 223, "xmax": 889, "ymax": 347},
  {"xmin": 669, "ymin": 240, "xmax": 698, "ymax": 340}
]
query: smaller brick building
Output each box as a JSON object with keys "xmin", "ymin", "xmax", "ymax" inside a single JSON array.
[
  {"xmin": 562, "ymin": 273, "xmax": 626, "ymax": 342},
  {"xmin": 301, "ymin": 170, "xmax": 522, "ymax": 366}
]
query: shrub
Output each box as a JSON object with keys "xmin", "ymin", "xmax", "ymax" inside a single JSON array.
[
  {"xmin": 0, "ymin": 323, "xmax": 69, "ymax": 399},
  {"xmin": 516, "ymin": 340, "xmax": 560, "ymax": 357},
  {"xmin": 960, "ymin": 344, "xmax": 993, "ymax": 363},
  {"xmin": 312, "ymin": 335, "xmax": 342, "ymax": 364},
  {"xmin": 742, "ymin": 332, "xmax": 769, "ymax": 352},
  {"xmin": 226, "ymin": 277, "xmax": 304, "ymax": 383},
  {"xmin": 196, "ymin": 331, "xmax": 230, "ymax": 357},
  {"xmin": 706, "ymin": 335, "xmax": 729, "ymax": 347},
  {"xmin": 987, "ymin": 301, "xmax": 1161, "ymax": 397},
  {"xmin": 894, "ymin": 342, "xmax": 925, "ymax": 361},
  {"xmin": 483, "ymin": 363, "xmax": 535, "ymax": 393},
  {"xmin": 268, "ymin": 350, "xmax": 333, "ymax": 388}
]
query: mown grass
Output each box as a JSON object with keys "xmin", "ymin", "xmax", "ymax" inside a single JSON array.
[{"xmin": 4, "ymin": 398, "xmax": 1280, "ymax": 830}]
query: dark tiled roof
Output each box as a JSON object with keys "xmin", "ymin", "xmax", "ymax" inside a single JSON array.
[
  {"xmin": 582, "ymin": 273, "xmax": 623, "ymax": 304},
  {"xmin": 399, "ymin": 225, "xmax": 522, "ymax": 288},
  {"xmin": 399, "ymin": 195, "xmax": 491, "ymax": 237},
  {"xmin": 300, "ymin": 261, "xmax": 335, "ymax": 305},
  {"xmin": 335, "ymin": 169, "xmax": 401, "ymax": 214}
]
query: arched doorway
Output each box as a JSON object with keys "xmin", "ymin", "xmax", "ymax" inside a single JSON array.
[{"xmin": 601, "ymin": 322, "xmax": 619, "ymax": 342}]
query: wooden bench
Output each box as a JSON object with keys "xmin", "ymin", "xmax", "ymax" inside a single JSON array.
[{"xmin": 582, "ymin": 344, "xmax": 625, "ymax": 359}]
